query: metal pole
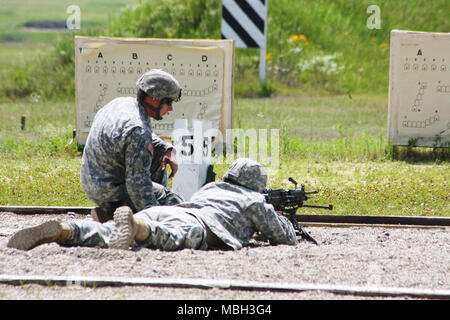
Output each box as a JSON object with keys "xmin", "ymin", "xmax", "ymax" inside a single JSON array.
[
  {"xmin": 259, "ymin": 0, "xmax": 268, "ymax": 84},
  {"xmin": 259, "ymin": 46, "xmax": 266, "ymax": 84}
]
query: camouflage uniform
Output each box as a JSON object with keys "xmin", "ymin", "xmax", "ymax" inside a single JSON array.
[
  {"xmin": 62, "ymin": 220, "xmax": 114, "ymax": 248},
  {"xmin": 81, "ymin": 69, "xmax": 184, "ymax": 213},
  {"xmin": 64, "ymin": 159, "xmax": 297, "ymax": 250}
]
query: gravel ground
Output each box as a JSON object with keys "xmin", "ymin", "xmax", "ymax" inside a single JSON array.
[{"xmin": 0, "ymin": 211, "xmax": 448, "ymax": 301}]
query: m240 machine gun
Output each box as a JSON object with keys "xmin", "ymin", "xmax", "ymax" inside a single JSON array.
[{"xmin": 264, "ymin": 177, "xmax": 333, "ymax": 245}]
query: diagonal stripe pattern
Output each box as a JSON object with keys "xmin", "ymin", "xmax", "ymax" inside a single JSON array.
[{"xmin": 221, "ymin": 0, "xmax": 267, "ymax": 48}]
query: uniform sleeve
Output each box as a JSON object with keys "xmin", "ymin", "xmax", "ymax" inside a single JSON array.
[
  {"xmin": 124, "ymin": 128, "xmax": 159, "ymax": 211},
  {"xmin": 249, "ymin": 202, "xmax": 297, "ymax": 245},
  {"xmin": 152, "ymin": 132, "xmax": 173, "ymax": 155}
]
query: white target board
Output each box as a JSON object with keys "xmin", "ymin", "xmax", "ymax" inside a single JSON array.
[
  {"xmin": 388, "ymin": 30, "xmax": 450, "ymax": 147},
  {"xmin": 74, "ymin": 36, "xmax": 234, "ymax": 145}
]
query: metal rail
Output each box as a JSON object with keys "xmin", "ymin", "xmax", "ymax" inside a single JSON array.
[
  {"xmin": 296, "ymin": 214, "xmax": 450, "ymax": 227},
  {"xmin": 0, "ymin": 206, "xmax": 94, "ymax": 215},
  {"xmin": 1, "ymin": 206, "xmax": 449, "ymax": 227},
  {"xmin": 0, "ymin": 274, "xmax": 449, "ymax": 299}
]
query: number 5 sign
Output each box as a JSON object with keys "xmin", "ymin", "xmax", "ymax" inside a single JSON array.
[{"xmin": 172, "ymin": 119, "xmax": 215, "ymax": 200}]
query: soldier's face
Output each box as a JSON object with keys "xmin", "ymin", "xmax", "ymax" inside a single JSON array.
[
  {"xmin": 159, "ymin": 102, "xmax": 173, "ymax": 117},
  {"xmin": 143, "ymin": 95, "xmax": 173, "ymax": 119}
]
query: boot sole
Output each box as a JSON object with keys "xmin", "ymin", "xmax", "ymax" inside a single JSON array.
[
  {"xmin": 109, "ymin": 206, "xmax": 134, "ymax": 250},
  {"xmin": 7, "ymin": 221, "xmax": 62, "ymax": 251}
]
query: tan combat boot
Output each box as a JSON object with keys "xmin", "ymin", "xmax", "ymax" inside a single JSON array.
[
  {"xmin": 109, "ymin": 206, "xmax": 150, "ymax": 250},
  {"xmin": 7, "ymin": 221, "xmax": 72, "ymax": 251}
]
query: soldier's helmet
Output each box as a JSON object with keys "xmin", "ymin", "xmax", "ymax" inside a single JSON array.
[
  {"xmin": 223, "ymin": 158, "xmax": 268, "ymax": 193},
  {"xmin": 136, "ymin": 69, "xmax": 182, "ymax": 102}
]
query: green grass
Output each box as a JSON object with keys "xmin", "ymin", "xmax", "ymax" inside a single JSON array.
[
  {"xmin": 210, "ymin": 158, "xmax": 449, "ymax": 217},
  {"xmin": 0, "ymin": 42, "xmax": 53, "ymax": 70},
  {"xmin": 234, "ymin": 95, "xmax": 388, "ymax": 141},
  {"xmin": 2, "ymin": 0, "xmax": 449, "ymax": 100},
  {"xmin": 0, "ymin": 1, "xmax": 448, "ymax": 216},
  {"xmin": 233, "ymin": 95, "xmax": 392, "ymax": 162},
  {"xmin": 0, "ymin": 0, "xmax": 136, "ymax": 30},
  {"xmin": 0, "ymin": 95, "xmax": 448, "ymax": 216},
  {"xmin": 0, "ymin": 0, "xmax": 136, "ymax": 90},
  {"xmin": 0, "ymin": 100, "xmax": 87, "ymax": 206},
  {"xmin": 0, "ymin": 157, "xmax": 90, "ymax": 206},
  {"xmin": 0, "ymin": 101, "xmax": 76, "ymax": 142},
  {"xmin": 214, "ymin": 159, "xmax": 449, "ymax": 217},
  {"xmin": 287, "ymin": 160, "xmax": 449, "ymax": 217},
  {"xmin": 0, "ymin": 100, "xmax": 79, "ymax": 160}
]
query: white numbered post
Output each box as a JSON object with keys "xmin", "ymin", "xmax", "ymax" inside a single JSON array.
[{"xmin": 172, "ymin": 119, "xmax": 213, "ymax": 201}]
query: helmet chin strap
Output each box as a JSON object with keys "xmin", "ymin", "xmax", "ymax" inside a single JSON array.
[{"xmin": 141, "ymin": 100, "xmax": 163, "ymax": 121}]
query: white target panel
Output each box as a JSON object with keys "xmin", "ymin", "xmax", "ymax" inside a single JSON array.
[
  {"xmin": 388, "ymin": 30, "xmax": 450, "ymax": 147},
  {"xmin": 75, "ymin": 36, "xmax": 234, "ymax": 145}
]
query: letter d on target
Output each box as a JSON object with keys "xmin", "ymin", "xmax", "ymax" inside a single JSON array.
[{"xmin": 66, "ymin": 5, "xmax": 81, "ymax": 30}]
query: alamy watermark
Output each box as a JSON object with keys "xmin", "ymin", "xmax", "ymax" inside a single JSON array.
[
  {"xmin": 366, "ymin": 5, "xmax": 381, "ymax": 29},
  {"xmin": 172, "ymin": 127, "xmax": 280, "ymax": 173},
  {"xmin": 66, "ymin": 5, "xmax": 81, "ymax": 30}
]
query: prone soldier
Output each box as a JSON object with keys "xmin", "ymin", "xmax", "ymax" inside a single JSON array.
[{"xmin": 8, "ymin": 159, "xmax": 297, "ymax": 251}]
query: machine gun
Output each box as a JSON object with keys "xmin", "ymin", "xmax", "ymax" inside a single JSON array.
[{"xmin": 264, "ymin": 177, "xmax": 333, "ymax": 245}]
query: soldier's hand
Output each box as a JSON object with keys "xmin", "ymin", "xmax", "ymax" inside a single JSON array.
[{"xmin": 162, "ymin": 149, "xmax": 178, "ymax": 178}]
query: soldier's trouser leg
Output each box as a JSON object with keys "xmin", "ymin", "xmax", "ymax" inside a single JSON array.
[
  {"xmin": 134, "ymin": 210, "xmax": 208, "ymax": 251},
  {"xmin": 105, "ymin": 182, "xmax": 184, "ymax": 209},
  {"xmin": 91, "ymin": 200, "xmax": 134, "ymax": 223},
  {"xmin": 150, "ymin": 152, "xmax": 168, "ymax": 187},
  {"xmin": 60, "ymin": 220, "xmax": 115, "ymax": 248},
  {"xmin": 149, "ymin": 151, "xmax": 184, "ymax": 204},
  {"xmin": 152, "ymin": 182, "xmax": 184, "ymax": 205},
  {"xmin": 92, "ymin": 183, "xmax": 184, "ymax": 223}
]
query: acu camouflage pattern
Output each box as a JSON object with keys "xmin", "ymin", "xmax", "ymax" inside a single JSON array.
[
  {"xmin": 61, "ymin": 220, "xmax": 114, "ymax": 248},
  {"xmin": 68, "ymin": 159, "xmax": 296, "ymax": 251},
  {"xmin": 222, "ymin": 158, "xmax": 268, "ymax": 193},
  {"xmin": 80, "ymin": 96, "xmax": 175, "ymax": 212},
  {"xmin": 134, "ymin": 208, "xmax": 209, "ymax": 250},
  {"xmin": 178, "ymin": 181, "xmax": 297, "ymax": 250},
  {"xmin": 59, "ymin": 210, "xmax": 207, "ymax": 250},
  {"xmin": 136, "ymin": 69, "xmax": 182, "ymax": 101}
]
